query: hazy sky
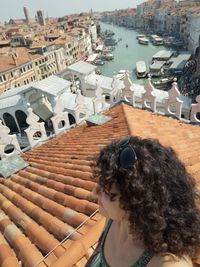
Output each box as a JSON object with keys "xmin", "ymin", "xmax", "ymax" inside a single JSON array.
[{"xmin": 0, "ymin": 0, "xmax": 144, "ymax": 22}]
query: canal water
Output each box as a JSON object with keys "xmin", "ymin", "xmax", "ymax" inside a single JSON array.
[{"xmin": 99, "ymin": 22, "xmax": 171, "ymax": 85}]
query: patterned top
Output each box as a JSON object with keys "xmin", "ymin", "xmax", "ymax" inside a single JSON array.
[{"xmin": 85, "ymin": 219, "xmax": 153, "ymax": 267}]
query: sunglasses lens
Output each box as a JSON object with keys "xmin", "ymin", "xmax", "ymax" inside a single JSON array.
[
  {"xmin": 118, "ymin": 137, "xmax": 130, "ymax": 148},
  {"xmin": 119, "ymin": 147, "xmax": 137, "ymax": 169}
]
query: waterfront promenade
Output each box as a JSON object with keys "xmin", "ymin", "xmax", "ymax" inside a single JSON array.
[{"xmin": 99, "ymin": 22, "xmax": 171, "ymax": 85}]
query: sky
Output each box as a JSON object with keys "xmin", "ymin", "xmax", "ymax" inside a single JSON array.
[{"xmin": 0, "ymin": 0, "xmax": 144, "ymax": 23}]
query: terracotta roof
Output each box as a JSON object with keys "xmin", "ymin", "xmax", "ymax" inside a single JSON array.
[
  {"xmin": 0, "ymin": 103, "xmax": 200, "ymax": 266},
  {"xmin": 0, "ymin": 47, "xmax": 32, "ymax": 72}
]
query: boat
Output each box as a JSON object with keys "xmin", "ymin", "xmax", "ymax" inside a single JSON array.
[
  {"xmin": 138, "ymin": 37, "xmax": 149, "ymax": 45},
  {"xmin": 136, "ymin": 34, "xmax": 145, "ymax": 39},
  {"xmin": 152, "ymin": 50, "xmax": 173, "ymax": 62},
  {"xmin": 126, "ymin": 44, "xmax": 128, "ymax": 48},
  {"xmin": 136, "ymin": 61, "xmax": 148, "ymax": 78},
  {"xmin": 104, "ymin": 38, "xmax": 117, "ymax": 46},
  {"xmin": 149, "ymin": 61, "xmax": 165, "ymax": 77},
  {"xmin": 152, "ymin": 77, "xmax": 174, "ymax": 90},
  {"xmin": 94, "ymin": 59, "xmax": 105, "ymax": 66},
  {"xmin": 101, "ymin": 53, "xmax": 114, "ymax": 61},
  {"xmin": 151, "ymin": 35, "xmax": 164, "ymax": 45},
  {"xmin": 105, "ymin": 30, "xmax": 115, "ymax": 37}
]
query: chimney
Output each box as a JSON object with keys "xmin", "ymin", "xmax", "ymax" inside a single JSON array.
[{"xmin": 12, "ymin": 55, "xmax": 18, "ymax": 66}]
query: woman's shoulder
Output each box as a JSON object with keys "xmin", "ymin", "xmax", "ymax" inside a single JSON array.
[{"xmin": 149, "ymin": 253, "xmax": 193, "ymax": 267}]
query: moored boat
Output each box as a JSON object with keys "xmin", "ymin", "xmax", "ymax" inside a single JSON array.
[
  {"xmin": 136, "ymin": 61, "xmax": 147, "ymax": 78},
  {"xmin": 94, "ymin": 59, "xmax": 105, "ymax": 66},
  {"xmin": 101, "ymin": 53, "xmax": 114, "ymax": 61},
  {"xmin": 149, "ymin": 61, "xmax": 165, "ymax": 77},
  {"xmin": 151, "ymin": 35, "xmax": 164, "ymax": 45},
  {"xmin": 104, "ymin": 38, "xmax": 117, "ymax": 46},
  {"xmin": 138, "ymin": 37, "xmax": 149, "ymax": 45},
  {"xmin": 136, "ymin": 34, "xmax": 145, "ymax": 39},
  {"xmin": 152, "ymin": 77, "xmax": 174, "ymax": 90},
  {"xmin": 152, "ymin": 50, "xmax": 173, "ymax": 62}
]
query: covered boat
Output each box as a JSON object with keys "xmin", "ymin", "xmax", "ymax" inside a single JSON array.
[
  {"xmin": 136, "ymin": 61, "xmax": 147, "ymax": 78},
  {"xmin": 138, "ymin": 37, "xmax": 149, "ymax": 45}
]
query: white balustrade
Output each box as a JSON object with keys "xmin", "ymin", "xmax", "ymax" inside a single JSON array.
[
  {"xmin": 110, "ymin": 75, "xmax": 125, "ymax": 102},
  {"xmin": 0, "ymin": 120, "xmax": 21, "ymax": 159},
  {"xmin": 74, "ymin": 89, "xmax": 89, "ymax": 124},
  {"xmin": 142, "ymin": 76, "xmax": 156, "ymax": 112},
  {"xmin": 164, "ymin": 79, "xmax": 183, "ymax": 119},
  {"xmin": 190, "ymin": 95, "xmax": 200, "ymax": 123},
  {"xmin": 51, "ymin": 97, "xmax": 70, "ymax": 134},
  {"xmin": 121, "ymin": 72, "xmax": 135, "ymax": 103},
  {"xmin": 93, "ymin": 82, "xmax": 107, "ymax": 114},
  {"xmin": 25, "ymin": 106, "xmax": 47, "ymax": 148}
]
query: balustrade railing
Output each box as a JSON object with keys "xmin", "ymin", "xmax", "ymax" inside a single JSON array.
[{"xmin": 0, "ymin": 75, "xmax": 200, "ymax": 160}]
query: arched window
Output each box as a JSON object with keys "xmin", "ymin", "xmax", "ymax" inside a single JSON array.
[
  {"xmin": 3, "ymin": 113, "xmax": 18, "ymax": 133},
  {"xmin": 68, "ymin": 113, "xmax": 76, "ymax": 125},
  {"xmin": 15, "ymin": 110, "xmax": 28, "ymax": 132}
]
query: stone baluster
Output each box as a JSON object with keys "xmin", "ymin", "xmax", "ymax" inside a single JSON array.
[
  {"xmin": 121, "ymin": 71, "xmax": 133, "ymax": 102},
  {"xmin": 24, "ymin": 105, "xmax": 47, "ymax": 148},
  {"xmin": 93, "ymin": 82, "xmax": 107, "ymax": 114},
  {"xmin": 164, "ymin": 79, "xmax": 183, "ymax": 120},
  {"xmin": 190, "ymin": 95, "xmax": 200, "ymax": 123},
  {"xmin": 74, "ymin": 89, "xmax": 89, "ymax": 124},
  {"xmin": 142, "ymin": 76, "xmax": 156, "ymax": 112},
  {"xmin": 0, "ymin": 119, "xmax": 21, "ymax": 159},
  {"xmin": 110, "ymin": 75, "xmax": 125, "ymax": 103},
  {"xmin": 51, "ymin": 97, "xmax": 70, "ymax": 135}
]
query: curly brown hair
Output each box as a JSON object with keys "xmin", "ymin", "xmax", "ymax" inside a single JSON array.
[{"xmin": 93, "ymin": 136, "xmax": 200, "ymax": 259}]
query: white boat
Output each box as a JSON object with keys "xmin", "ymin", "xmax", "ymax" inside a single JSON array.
[
  {"xmin": 101, "ymin": 53, "xmax": 114, "ymax": 60},
  {"xmin": 152, "ymin": 50, "xmax": 173, "ymax": 62},
  {"xmin": 152, "ymin": 77, "xmax": 174, "ymax": 90},
  {"xmin": 149, "ymin": 61, "xmax": 165, "ymax": 77},
  {"xmin": 136, "ymin": 61, "xmax": 147, "ymax": 78},
  {"xmin": 138, "ymin": 37, "xmax": 149, "ymax": 45},
  {"xmin": 136, "ymin": 34, "xmax": 145, "ymax": 39},
  {"xmin": 151, "ymin": 35, "xmax": 164, "ymax": 45}
]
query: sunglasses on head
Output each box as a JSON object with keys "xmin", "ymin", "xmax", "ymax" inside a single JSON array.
[{"xmin": 118, "ymin": 137, "xmax": 138, "ymax": 170}]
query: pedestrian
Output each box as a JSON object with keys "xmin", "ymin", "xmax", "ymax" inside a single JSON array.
[{"xmin": 86, "ymin": 136, "xmax": 200, "ymax": 267}]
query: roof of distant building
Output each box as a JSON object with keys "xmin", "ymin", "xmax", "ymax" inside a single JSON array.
[
  {"xmin": 0, "ymin": 76, "xmax": 71, "ymax": 101},
  {"xmin": 67, "ymin": 61, "xmax": 97, "ymax": 75}
]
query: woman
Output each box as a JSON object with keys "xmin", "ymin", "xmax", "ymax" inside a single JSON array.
[{"xmin": 86, "ymin": 136, "xmax": 200, "ymax": 267}]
